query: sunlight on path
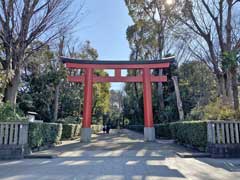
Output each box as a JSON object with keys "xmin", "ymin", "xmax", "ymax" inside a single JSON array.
[{"xmin": 0, "ymin": 130, "xmax": 240, "ymax": 180}]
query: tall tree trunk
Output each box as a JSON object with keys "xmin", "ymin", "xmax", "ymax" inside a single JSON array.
[
  {"xmin": 53, "ymin": 83, "xmax": 61, "ymax": 122},
  {"xmin": 226, "ymin": 70, "xmax": 234, "ymax": 106},
  {"xmin": 216, "ymin": 74, "xmax": 228, "ymax": 104},
  {"xmin": 231, "ymin": 67, "xmax": 239, "ymax": 111},
  {"xmin": 53, "ymin": 36, "xmax": 64, "ymax": 122},
  {"xmin": 158, "ymin": 69, "xmax": 165, "ymax": 110},
  {"xmin": 4, "ymin": 69, "xmax": 21, "ymax": 106},
  {"xmin": 157, "ymin": 22, "xmax": 165, "ymax": 111},
  {"xmin": 172, "ymin": 76, "xmax": 184, "ymax": 121}
]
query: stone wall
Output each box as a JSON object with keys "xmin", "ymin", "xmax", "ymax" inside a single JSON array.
[{"xmin": 0, "ymin": 145, "xmax": 28, "ymax": 160}]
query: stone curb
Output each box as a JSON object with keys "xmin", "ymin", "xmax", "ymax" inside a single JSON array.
[
  {"xmin": 24, "ymin": 154, "xmax": 58, "ymax": 159},
  {"xmin": 176, "ymin": 152, "xmax": 211, "ymax": 158}
]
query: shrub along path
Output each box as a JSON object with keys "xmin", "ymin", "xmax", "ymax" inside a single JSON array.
[{"xmin": 0, "ymin": 130, "xmax": 240, "ymax": 180}]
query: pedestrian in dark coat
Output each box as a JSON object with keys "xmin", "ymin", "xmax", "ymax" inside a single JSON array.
[{"xmin": 106, "ymin": 124, "xmax": 110, "ymax": 134}]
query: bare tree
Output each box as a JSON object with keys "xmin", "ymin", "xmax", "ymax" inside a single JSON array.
[
  {"xmin": 178, "ymin": 0, "xmax": 240, "ymax": 110},
  {"xmin": 0, "ymin": 0, "xmax": 81, "ymax": 106}
]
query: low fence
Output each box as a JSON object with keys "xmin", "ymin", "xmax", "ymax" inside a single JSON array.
[
  {"xmin": 207, "ymin": 121, "xmax": 240, "ymax": 144},
  {"xmin": 0, "ymin": 122, "xmax": 29, "ymax": 160},
  {"xmin": 207, "ymin": 121, "xmax": 240, "ymax": 157},
  {"xmin": 0, "ymin": 122, "xmax": 28, "ymax": 145}
]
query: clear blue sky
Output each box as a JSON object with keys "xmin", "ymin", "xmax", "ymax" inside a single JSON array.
[
  {"xmin": 72, "ymin": 0, "xmax": 133, "ymax": 90},
  {"xmin": 73, "ymin": 0, "xmax": 133, "ymax": 60}
]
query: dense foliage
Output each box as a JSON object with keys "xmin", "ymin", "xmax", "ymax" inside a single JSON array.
[
  {"xmin": 187, "ymin": 100, "xmax": 239, "ymax": 121},
  {"xmin": 123, "ymin": 0, "xmax": 240, "ymax": 124},
  {"xmin": 178, "ymin": 61, "xmax": 217, "ymax": 116},
  {"xmin": 0, "ymin": 102, "xmax": 26, "ymax": 122},
  {"xmin": 17, "ymin": 41, "xmax": 110, "ymax": 123}
]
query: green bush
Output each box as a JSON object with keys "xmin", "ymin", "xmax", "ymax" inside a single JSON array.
[
  {"xmin": 187, "ymin": 100, "xmax": 239, "ymax": 121},
  {"xmin": 155, "ymin": 124, "xmax": 171, "ymax": 138},
  {"xmin": 203, "ymin": 101, "xmax": 237, "ymax": 120},
  {"xmin": 169, "ymin": 121, "xmax": 207, "ymax": 149},
  {"xmin": 61, "ymin": 124, "xmax": 81, "ymax": 140},
  {"xmin": 0, "ymin": 102, "xmax": 27, "ymax": 122},
  {"xmin": 28, "ymin": 122, "xmax": 62, "ymax": 149}
]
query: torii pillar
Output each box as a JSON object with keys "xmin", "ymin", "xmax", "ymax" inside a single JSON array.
[
  {"xmin": 143, "ymin": 68, "xmax": 155, "ymax": 141},
  {"xmin": 81, "ymin": 68, "xmax": 93, "ymax": 142}
]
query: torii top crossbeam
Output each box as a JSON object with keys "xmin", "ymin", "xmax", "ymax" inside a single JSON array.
[{"xmin": 61, "ymin": 57, "xmax": 174, "ymax": 83}]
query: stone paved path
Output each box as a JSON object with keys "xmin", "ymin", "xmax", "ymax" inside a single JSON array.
[{"xmin": 1, "ymin": 129, "xmax": 240, "ymax": 180}]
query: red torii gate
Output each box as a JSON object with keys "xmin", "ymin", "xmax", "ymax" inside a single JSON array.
[{"xmin": 62, "ymin": 57, "xmax": 173, "ymax": 142}]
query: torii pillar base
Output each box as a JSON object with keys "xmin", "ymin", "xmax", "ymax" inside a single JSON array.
[
  {"xmin": 144, "ymin": 127, "xmax": 155, "ymax": 142},
  {"xmin": 81, "ymin": 128, "xmax": 92, "ymax": 143}
]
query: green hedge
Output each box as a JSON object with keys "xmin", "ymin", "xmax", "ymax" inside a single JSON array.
[
  {"xmin": 128, "ymin": 121, "xmax": 207, "ymax": 149},
  {"xmin": 169, "ymin": 121, "xmax": 207, "ymax": 148},
  {"xmin": 28, "ymin": 122, "xmax": 62, "ymax": 149},
  {"xmin": 61, "ymin": 124, "xmax": 81, "ymax": 140},
  {"xmin": 155, "ymin": 124, "xmax": 171, "ymax": 139}
]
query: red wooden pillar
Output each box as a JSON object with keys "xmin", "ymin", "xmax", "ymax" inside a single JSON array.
[
  {"xmin": 82, "ymin": 68, "xmax": 93, "ymax": 128},
  {"xmin": 143, "ymin": 68, "xmax": 155, "ymax": 141},
  {"xmin": 143, "ymin": 68, "xmax": 154, "ymax": 127}
]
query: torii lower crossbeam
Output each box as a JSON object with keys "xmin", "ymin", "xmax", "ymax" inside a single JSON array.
[{"xmin": 62, "ymin": 57, "xmax": 173, "ymax": 142}]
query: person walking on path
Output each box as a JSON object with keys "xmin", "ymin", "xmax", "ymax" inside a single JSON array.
[
  {"xmin": 106, "ymin": 124, "xmax": 111, "ymax": 134},
  {"xmin": 103, "ymin": 125, "xmax": 107, "ymax": 134}
]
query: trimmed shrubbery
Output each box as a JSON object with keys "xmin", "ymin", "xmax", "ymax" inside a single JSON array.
[
  {"xmin": 170, "ymin": 121, "xmax": 208, "ymax": 149},
  {"xmin": 128, "ymin": 121, "xmax": 208, "ymax": 149},
  {"xmin": 28, "ymin": 122, "xmax": 62, "ymax": 149},
  {"xmin": 155, "ymin": 124, "xmax": 171, "ymax": 139},
  {"xmin": 61, "ymin": 124, "xmax": 81, "ymax": 140},
  {"xmin": 27, "ymin": 121, "xmax": 107, "ymax": 150}
]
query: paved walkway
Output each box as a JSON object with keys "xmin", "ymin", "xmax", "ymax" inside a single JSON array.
[{"xmin": 1, "ymin": 129, "xmax": 240, "ymax": 180}]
